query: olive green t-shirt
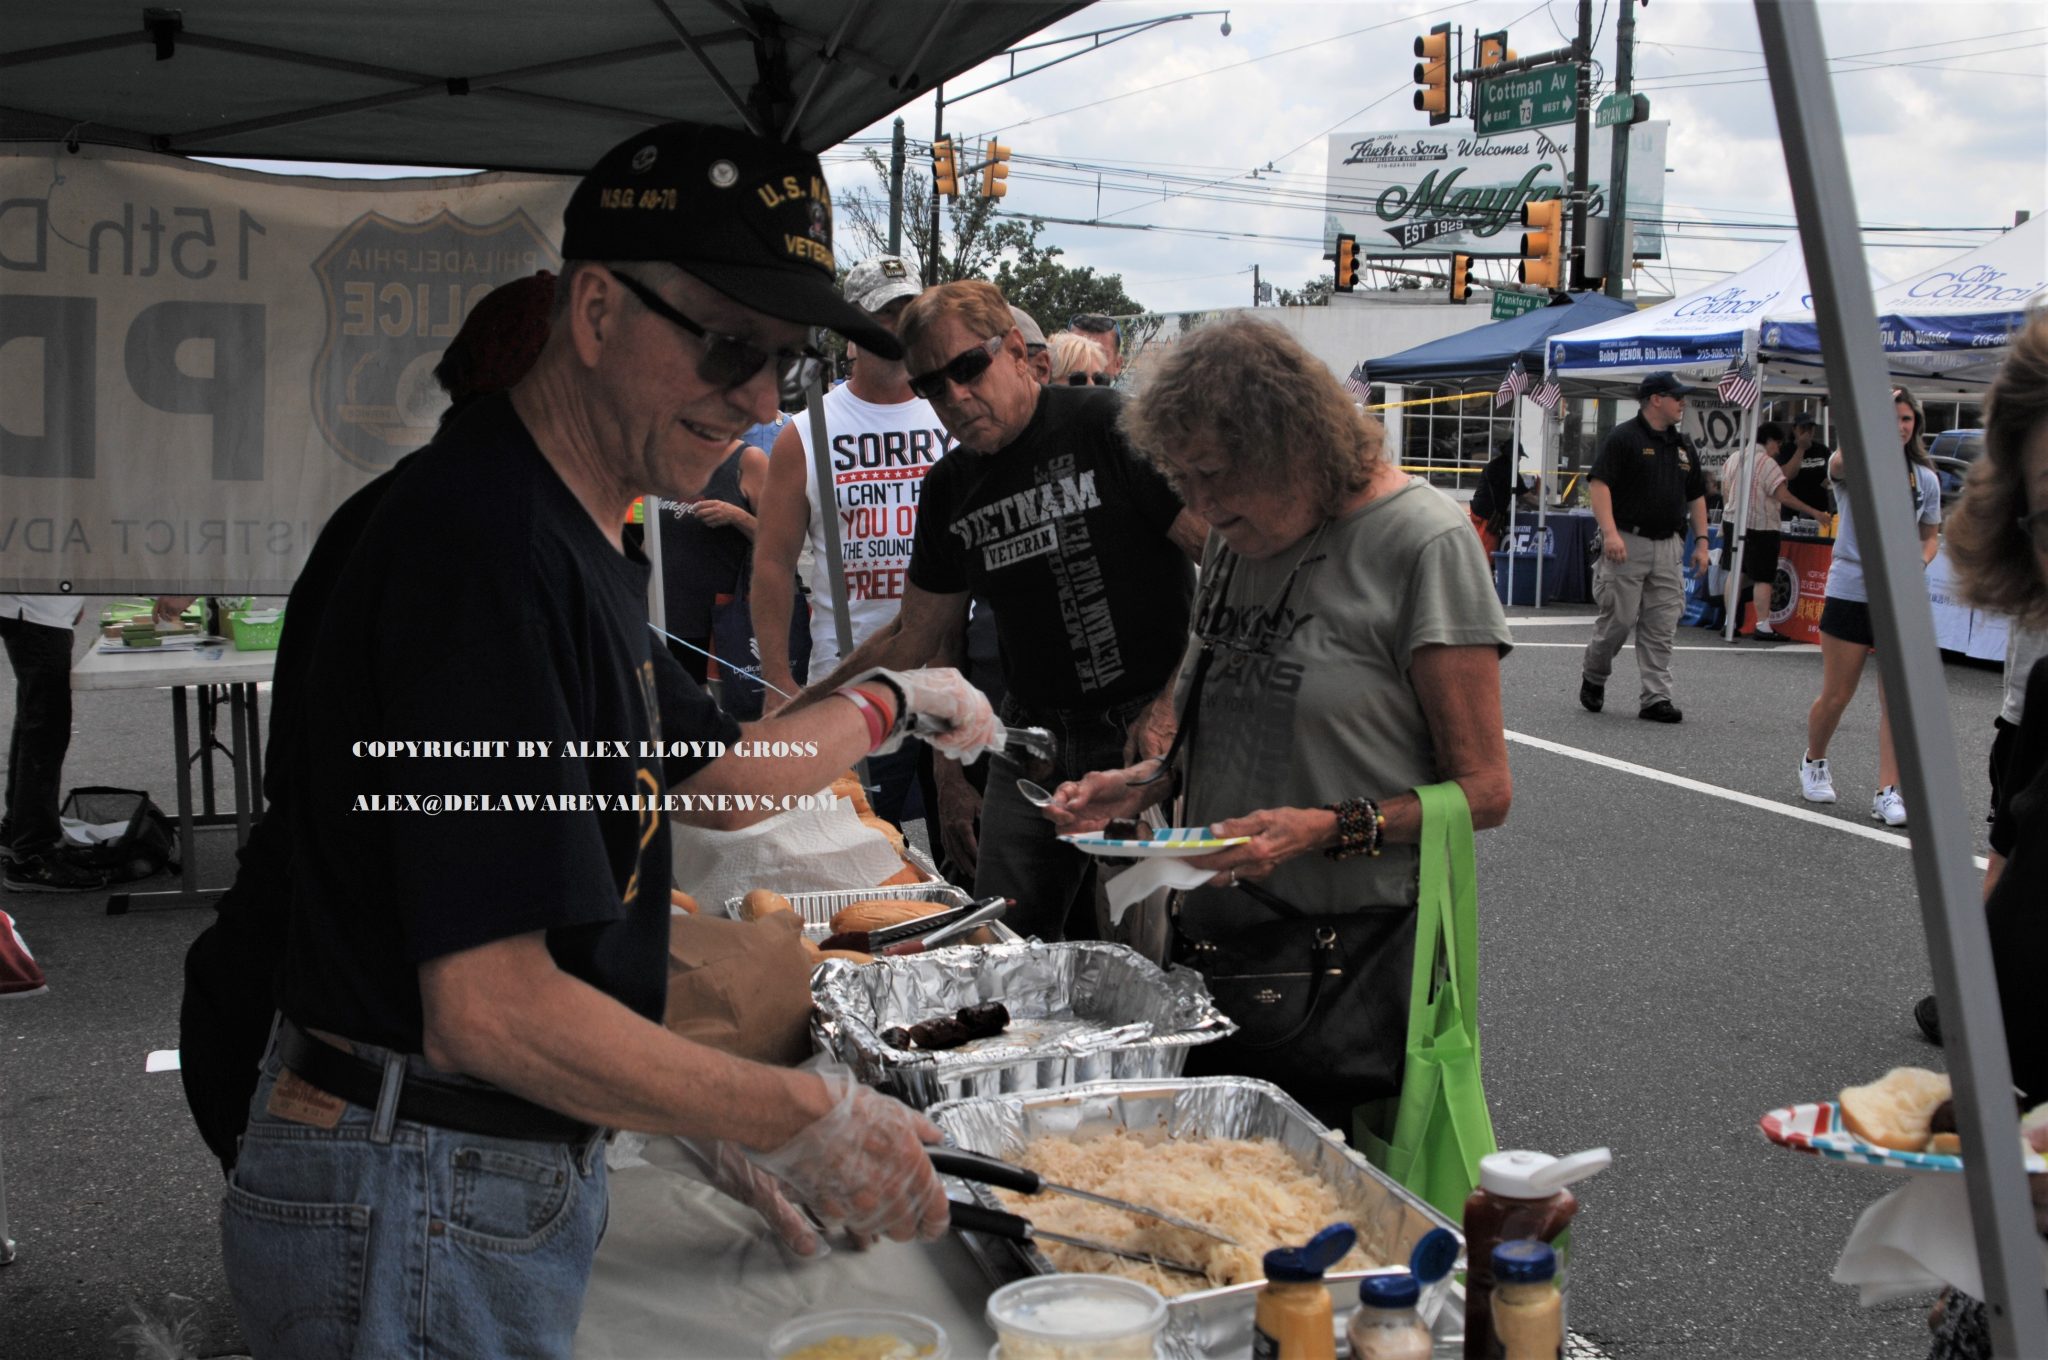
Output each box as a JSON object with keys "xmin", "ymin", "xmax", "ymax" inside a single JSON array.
[{"xmin": 1178, "ymin": 479, "xmax": 1511, "ymax": 932}]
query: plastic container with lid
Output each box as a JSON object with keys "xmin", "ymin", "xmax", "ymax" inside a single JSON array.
[
  {"xmin": 1252, "ymin": 1222, "xmax": 1357, "ymax": 1360},
  {"xmin": 1346, "ymin": 1271, "xmax": 1432, "ymax": 1360},
  {"xmin": 985, "ymin": 1275, "xmax": 1165, "ymax": 1360},
  {"xmin": 1462, "ymin": 1148, "xmax": 1609, "ymax": 1360},
  {"xmin": 1489, "ymin": 1240, "xmax": 1563, "ymax": 1360},
  {"xmin": 764, "ymin": 1309, "xmax": 950, "ymax": 1360}
]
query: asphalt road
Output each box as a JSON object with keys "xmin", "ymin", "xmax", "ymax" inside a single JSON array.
[{"xmin": 0, "ymin": 603, "xmax": 2009, "ymax": 1358}]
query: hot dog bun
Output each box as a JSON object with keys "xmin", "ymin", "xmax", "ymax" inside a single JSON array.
[
  {"xmin": 827, "ymin": 898, "xmax": 949, "ymax": 935},
  {"xmin": 1839, "ymin": 1066, "xmax": 1952, "ymax": 1151},
  {"xmin": 740, "ymin": 888, "xmax": 795, "ymax": 922}
]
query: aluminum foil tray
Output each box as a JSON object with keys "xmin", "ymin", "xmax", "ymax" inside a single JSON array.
[
  {"xmin": 719, "ymin": 875, "xmax": 970, "ymax": 944},
  {"xmin": 926, "ymin": 1077, "xmax": 1465, "ymax": 1360},
  {"xmin": 810, "ymin": 942, "xmax": 1235, "ymax": 1109}
]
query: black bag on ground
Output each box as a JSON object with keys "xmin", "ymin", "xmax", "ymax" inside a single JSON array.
[
  {"xmin": 1173, "ymin": 896, "xmax": 1416, "ymax": 1110},
  {"xmin": 58, "ymin": 786, "xmax": 178, "ymax": 882}
]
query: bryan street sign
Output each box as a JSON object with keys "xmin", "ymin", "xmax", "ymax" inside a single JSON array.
[
  {"xmin": 1596, "ymin": 92, "xmax": 1650, "ymax": 128},
  {"xmin": 1476, "ymin": 64, "xmax": 1579, "ymax": 137}
]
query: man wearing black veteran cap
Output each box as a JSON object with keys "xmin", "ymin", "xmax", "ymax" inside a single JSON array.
[
  {"xmin": 220, "ymin": 124, "xmax": 988, "ymax": 1358},
  {"xmin": 1580, "ymin": 371, "xmax": 1711, "ymax": 722}
]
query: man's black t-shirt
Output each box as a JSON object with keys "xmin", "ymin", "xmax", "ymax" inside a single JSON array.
[
  {"xmin": 908, "ymin": 385, "xmax": 1192, "ymax": 712},
  {"xmin": 1590, "ymin": 413, "xmax": 1706, "ymax": 539},
  {"xmin": 280, "ymin": 394, "xmax": 737, "ymax": 1051},
  {"xmin": 1784, "ymin": 447, "xmax": 1833, "ymax": 522}
]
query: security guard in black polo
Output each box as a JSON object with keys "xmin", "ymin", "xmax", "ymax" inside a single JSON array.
[{"xmin": 1580, "ymin": 371, "xmax": 1710, "ymax": 722}]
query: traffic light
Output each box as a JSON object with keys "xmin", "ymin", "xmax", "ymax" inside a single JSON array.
[
  {"xmin": 1519, "ymin": 198, "xmax": 1564, "ymax": 290},
  {"xmin": 1334, "ymin": 234, "xmax": 1359, "ymax": 292},
  {"xmin": 980, "ymin": 141, "xmax": 1010, "ymax": 199},
  {"xmin": 1449, "ymin": 252, "xmax": 1472, "ymax": 304},
  {"xmin": 1478, "ymin": 30, "xmax": 1516, "ymax": 70},
  {"xmin": 932, "ymin": 137, "xmax": 957, "ymax": 199},
  {"xmin": 1413, "ymin": 23, "xmax": 1451, "ymax": 125}
]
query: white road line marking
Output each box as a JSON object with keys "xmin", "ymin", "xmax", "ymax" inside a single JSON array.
[
  {"xmin": 1504, "ymin": 728, "xmax": 1990, "ymax": 869},
  {"xmin": 1511, "ymin": 641, "xmax": 1817, "ymax": 652},
  {"xmin": 1506, "ymin": 616, "xmax": 1604, "ymax": 627}
]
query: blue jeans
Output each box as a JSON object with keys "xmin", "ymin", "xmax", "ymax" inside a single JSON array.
[{"xmin": 220, "ymin": 1030, "xmax": 609, "ymax": 1359}]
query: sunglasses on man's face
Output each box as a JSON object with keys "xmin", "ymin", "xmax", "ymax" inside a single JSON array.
[
  {"xmin": 1064, "ymin": 371, "xmax": 1113, "ymax": 387},
  {"xmin": 908, "ymin": 333, "xmax": 1007, "ymax": 401},
  {"xmin": 608, "ymin": 269, "xmax": 825, "ymax": 404}
]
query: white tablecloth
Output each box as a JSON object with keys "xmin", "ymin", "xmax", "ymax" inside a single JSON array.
[{"xmin": 575, "ymin": 1161, "xmax": 999, "ymax": 1360}]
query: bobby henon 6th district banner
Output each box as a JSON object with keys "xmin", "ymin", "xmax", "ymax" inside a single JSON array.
[
  {"xmin": 0, "ymin": 144, "xmax": 575, "ymax": 594},
  {"xmin": 1324, "ymin": 123, "xmax": 1668, "ymax": 257}
]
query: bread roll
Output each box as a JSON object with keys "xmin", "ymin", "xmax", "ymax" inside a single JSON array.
[
  {"xmin": 827, "ymin": 898, "xmax": 948, "ymax": 935},
  {"xmin": 1839, "ymin": 1066, "xmax": 1951, "ymax": 1150},
  {"xmin": 740, "ymin": 888, "xmax": 795, "ymax": 922}
]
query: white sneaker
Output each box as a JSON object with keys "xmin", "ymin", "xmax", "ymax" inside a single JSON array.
[
  {"xmin": 1799, "ymin": 755, "xmax": 1837, "ymax": 804},
  {"xmin": 1872, "ymin": 785, "xmax": 1908, "ymax": 827}
]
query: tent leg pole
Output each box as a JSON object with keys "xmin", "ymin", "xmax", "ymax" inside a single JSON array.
[{"xmin": 1756, "ymin": 6, "xmax": 2046, "ymax": 1355}]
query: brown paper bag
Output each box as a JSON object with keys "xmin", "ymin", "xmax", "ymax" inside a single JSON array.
[{"xmin": 663, "ymin": 911, "xmax": 815, "ymax": 1066}]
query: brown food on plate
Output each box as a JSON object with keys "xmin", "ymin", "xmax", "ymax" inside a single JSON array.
[
  {"xmin": 1839, "ymin": 1066, "xmax": 1952, "ymax": 1151},
  {"xmin": 827, "ymin": 899, "xmax": 949, "ymax": 936},
  {"xmin": 740, "ymin": 888, "xmax": 795, "ymax": 922},
  {"xmin": 1103, "ymin": 818, "xmax": 1141, "ymax": 841}
]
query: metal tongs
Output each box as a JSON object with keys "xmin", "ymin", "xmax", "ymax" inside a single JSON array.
[
  {"xmin": 930, "ymin": 1147, "xmax": 1238, "ymax": 1244},
  {"xmin": 906, "ymin": 718, "xmax": 1057, "ymax": 776},
  {"xmin": 946, "ymin": 1200, "xmax": 1209, "ymax": 1278}
]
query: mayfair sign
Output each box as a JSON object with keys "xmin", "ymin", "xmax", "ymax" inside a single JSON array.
[{"xmin": 1325, "ymin": 123, "xmax": 1667, "ymax": 260}]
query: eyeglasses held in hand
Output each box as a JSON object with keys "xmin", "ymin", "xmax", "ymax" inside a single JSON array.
[
  {"xmin": 608, "ymin": 269, "xmax": 825, "ymax": 404},
  {"xmin": 1064, "ymin": 371, "xmax": 1113, "ymax": 387},
  {"xmin": 908, "ymin": 333, "xmax": 1006, "ymax": 401}
]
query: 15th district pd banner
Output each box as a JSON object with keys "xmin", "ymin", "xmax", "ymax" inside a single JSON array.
[
  {"xmin": 0, "ymin": 144, "xmax": 575, "ymax": 594},
  {"xmin": 1323, "ymin": 122, "xmax": 1668, "ymax": 259}
]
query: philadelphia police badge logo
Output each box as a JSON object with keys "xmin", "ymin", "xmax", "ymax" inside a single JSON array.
[{"xmin": 310, "ymin": 210, "xmax": 561, "ymax": 471}]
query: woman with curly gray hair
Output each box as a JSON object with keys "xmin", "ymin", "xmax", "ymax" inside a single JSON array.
[{"xmin": 1044, "ymin": 317, "xmax": 1512, "ymax": 1129}]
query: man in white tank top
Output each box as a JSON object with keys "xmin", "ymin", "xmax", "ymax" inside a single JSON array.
[{"xmin": 752, "ymin": 256, "xmax": 953, "ymax": 825}]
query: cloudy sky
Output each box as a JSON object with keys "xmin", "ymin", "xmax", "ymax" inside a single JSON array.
[{"xmin": 817, "ymin": 0, "xmax": 2046, "ymax": 314}]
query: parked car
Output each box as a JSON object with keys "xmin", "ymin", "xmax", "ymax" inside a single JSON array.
[{"xmin": 1928, "ymin": 428, "xmax": 1984, "ymax": 511}]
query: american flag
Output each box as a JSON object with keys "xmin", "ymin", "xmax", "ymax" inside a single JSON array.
[
  {"xmin": 1342, "ymin": 362, "xmax": 1371, "ymax": 399},
  {"xmin": 1494, "ymin": 362, "xmax": 1528, "ymax": 408},
  {"xmin": 1717, "ymin": 358, "xmax": 1760, "ymax": 409},
  {"xmin": 1529, "ymin": 374, "xmax": 1562, "ymax": 411}
]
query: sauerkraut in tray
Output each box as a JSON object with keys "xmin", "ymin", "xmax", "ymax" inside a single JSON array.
[{"xmin": 992, "ymin": 1128, "xmax": 1378, "ymax": 1297}]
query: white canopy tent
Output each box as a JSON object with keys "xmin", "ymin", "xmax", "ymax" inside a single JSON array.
[{"xmin": 1760, "ymin": 212, "xmax": 2048, "ymax": 389}]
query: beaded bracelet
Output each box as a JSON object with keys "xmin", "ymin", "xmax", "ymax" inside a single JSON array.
[{"xmin": 1323, "ymin": 796, "xmax": 1383, "ymax": 861}]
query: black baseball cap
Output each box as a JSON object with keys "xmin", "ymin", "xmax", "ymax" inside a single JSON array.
[
  {"xmin": 1791, "ymin": 412, "xmax": 1819, "ymax": 428},
  {"xmin": 561, "ymin": 122, "xmax": 901, "ymax": 359},
  {"xmin": 1638, "ymin": 371, "xmax": 1692, "ymax": 400}
]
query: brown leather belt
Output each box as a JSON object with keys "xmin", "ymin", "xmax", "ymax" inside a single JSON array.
[{"xmin": 278, "ymin": 1018, "xmax": 597, "ymax": 1144}]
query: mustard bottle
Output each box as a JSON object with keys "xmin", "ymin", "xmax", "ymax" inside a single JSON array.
[
  {"xmin": 1252, "ymin": 1223, "xmax": 1356, "ymax": 1360},
  {"xmin": 1489, "ymin": 1240, "xmax": 1563, "ymax": 1360}
]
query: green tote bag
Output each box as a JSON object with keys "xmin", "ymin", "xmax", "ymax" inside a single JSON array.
[{"xmin": 1357, "ymin": 780, "xmax": 1498, "ymax": 1221}]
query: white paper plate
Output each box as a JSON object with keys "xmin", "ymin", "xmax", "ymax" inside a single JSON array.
[
  {"xmin": 1760, "ymin": 1100, "xmax": 2047, "ymax": 1175},
  {"xmin": 1058, "ymin": 828, "xmax": 1251, "ymax": 859}
]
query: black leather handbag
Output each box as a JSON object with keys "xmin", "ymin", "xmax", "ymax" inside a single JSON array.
[{"xmin": 1172, "ymin": 889, "xmax": 1416, "ymax": 1106}]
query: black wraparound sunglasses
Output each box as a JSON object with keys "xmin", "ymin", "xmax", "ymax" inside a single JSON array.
[
  {"xmin": 908, "ymin": 333, "xmax": 1006, "ymax": 401},
  {"xmin": 608, "ymin": 269, "xmax": 825, "ymax": 404},
  {"xmin": 1064, "ymin": 371, "xmax": 1113, "ymax": 387}
]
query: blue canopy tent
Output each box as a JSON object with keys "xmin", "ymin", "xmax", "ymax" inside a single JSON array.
[
  {"xmin": 1366, "ymin": 291, "xmax": 1635, "ymax": 385},
  {"xmin": 1368, "ymin": 293, "xmax": 1635, "ymax": 608}
]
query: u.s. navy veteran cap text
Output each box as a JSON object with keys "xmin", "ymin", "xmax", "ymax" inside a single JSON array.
[{"xmin": 562, "ymin": 121, "xmax": 900, "ymax": 359}]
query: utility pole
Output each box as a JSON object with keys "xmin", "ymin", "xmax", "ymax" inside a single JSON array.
[
  {"xmin": 1252, "ymin": 264, "xmax": 1260, "ymax": 307},
  {"xmin": 1569, "ymin": 0, "xmax": 1592, "ymax": 289},
  {"xmin": 927, "ymin": 86, "xmax": 945, "ymax": 285},
  {"xmin": 887, "ymin": 117, "xmax": 906, "ymax": 257},
  {"xmin": 1604, "ymin": 3, "xmax": 1635, "ymax": 297}
]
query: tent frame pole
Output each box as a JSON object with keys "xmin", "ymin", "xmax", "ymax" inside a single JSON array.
[
  {"xmin": 1723, "ymin": 332, "xmax": 1761, "ymax": 642},
  {"xmin": 1756, "ymin": 6, "xmax": 2046, "ymax": 1355}
]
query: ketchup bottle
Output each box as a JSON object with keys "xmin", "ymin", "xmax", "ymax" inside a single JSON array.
[{"xmin": 1461, "ymin": 1148, "xmax": 1610, "ymax": 1360}]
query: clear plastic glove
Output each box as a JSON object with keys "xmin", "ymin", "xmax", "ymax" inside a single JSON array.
[
  {"xmin": 743, "ymin": 1064, "xmax": 950, "ymax": 1243},
  {"xmin": 677, "ymin": 1135, "xmax": 826, "ymax": 1258},
  {"xmin": 854, "ymin": 667, "xmax": 1001, "ymax": 764}
]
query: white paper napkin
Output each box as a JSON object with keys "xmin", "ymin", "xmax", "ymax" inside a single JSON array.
[
  {"xmin": 1101, "ymin": 857, "xmax": 1216, "ymax": 923},
  {"xmin": 1833, "ymin": 1174, "xmax": 2048, "ymax": 1306}
]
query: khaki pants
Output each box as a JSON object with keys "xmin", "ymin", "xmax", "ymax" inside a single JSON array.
[{"xmin": 1582, "ymin": 530, "xmax": 1686, "ymax": 706}]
